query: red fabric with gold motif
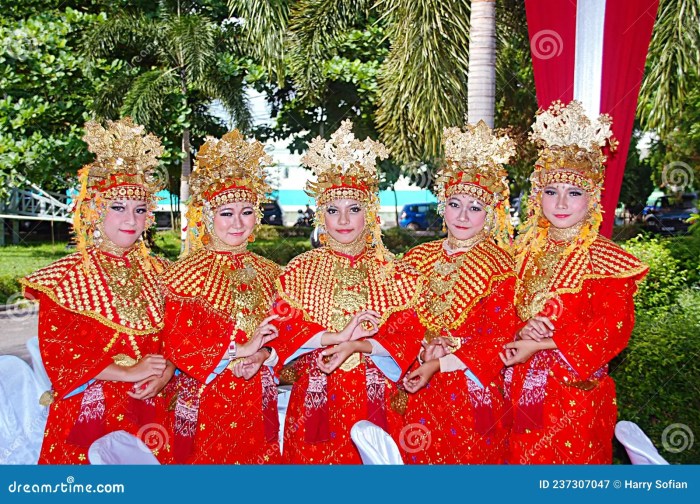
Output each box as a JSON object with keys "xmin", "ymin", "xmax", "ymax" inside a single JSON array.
[
  {"xmin": 20, "ymin": 248, "xmax": 170, "ymax": 464},
  {"xmin": 401, "ymin": 239, "xmax": 518, "ymax": 463},
  {"xmin": 161, "ymin": 248, "xmax": 281, "ymax": 464},
  {"xmin": 507, "ymin": 236, "xmax": 648, "ymax": 464},
  {"xmin": 272, "ymin": 247, "xmax": 425, "ymax": 464}
]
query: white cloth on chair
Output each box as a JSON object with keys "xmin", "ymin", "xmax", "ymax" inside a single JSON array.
[
  {"xmin": 0, "ymin": 355, "xmax": 48, "ymax": 464},
  {"xmin": 350, "ymin": 420, "xmax": 404, "ymax": 465},
  {"xmin": 88, "ymin": 430, "xmax": 160, "ymax": 465},
  {"xmin": 26, "ymin": 336, "xmax": 51, "ymax": 393},
  {"xmin": 615, "ymin": 420, "xmax": 669, "ymax": 465}
]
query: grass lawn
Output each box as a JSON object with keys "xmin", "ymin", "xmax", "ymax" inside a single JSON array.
[{"xmin": 0, "ymin": 242, "xmax": 73, "ymax": 304}]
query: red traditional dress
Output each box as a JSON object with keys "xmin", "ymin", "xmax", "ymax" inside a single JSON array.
[
  {"xmin": 401, "ymin": 239, "xmax": 517, "ymax": 464},
  {"xmin": 273, "ymin": 246, "xmax": 425, "ymax": 464},
  {"xmin": 161, "ymin": 248, "xmax": 281, "ymax": 464},
  {"xmin": 20, "ymin": 246, "xmax": 170, "ymax": 464},
  {"xmin": 507, "ymin": 235, "xmax": 648, "ymax": 464}
]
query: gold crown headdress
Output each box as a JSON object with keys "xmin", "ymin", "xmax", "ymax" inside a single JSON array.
[
  {"xmin": 184, "ymin": 130, "xmax": 272, "ymax": 254},
  {"xmin": 302, "ymin": 120, "xmax": 390, "ymax": 260},
  {"xmin": 517, "ymin": 100, "xmax": 618, "ymax": 262},
  {"xmin": 303, "ymin": 119, "xmax": 388, "ymax": 206},
  {"xmin": 436, "ymin": 121, "xmax": 516, "ymax": 250},
  {"xmin": 73, "ymin": 117, "xmax": 166, "ymax": 270},
  {"xmin": 529, "ymin": 100, "xmax": 617, "ymax": 192}
]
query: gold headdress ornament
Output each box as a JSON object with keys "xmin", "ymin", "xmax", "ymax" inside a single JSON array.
[
  {"xmin": 303, "ymin": 119, "xmax": 388, "ymax": 205},
  {"xmin": 517, "ymin": 100, "xmax": 618, "ymax": 261},
  {"xmin": 73, "ymin": 117, "xmax": 166, "ymax": 270},
  {"xmin": 184, "ymin": 130, "xmax": 272, "ymax": 254},
  {"xmin": 437, "ymin": 121, "xmax": 516, "ymax": 250},
  {"xmin": 302, "ymin": 120, "xmax": 390, "ymax": 259}
]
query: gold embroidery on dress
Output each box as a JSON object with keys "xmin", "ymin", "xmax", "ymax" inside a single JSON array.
[
  {"xmin": 98, "ymin": 251, "xmax": 150, "ymax": 327},
  {"xmin": 230, "ymin": 260, "xmax": 264, "ymax": 340},
  {"xmin": 20, "ymin": 247, "xmax": 164, "ymax": 334},
  {"xmin": 277, "ymin": 247, "xmax": 424, "ymax": 372},
  {"xmin": 406, "ymin": 240, "xmax": 514, "ymax": 334},
  {"xmin": 329, "ymin": 262, "xmax": 369, "ymax": 331},
  {"xmin": 515, "ymin": 236, "xmax": 648, "ymax": 321},
  {"xmin": 162, "ymin": 248, "xmax": 280, "ymax": 341}
]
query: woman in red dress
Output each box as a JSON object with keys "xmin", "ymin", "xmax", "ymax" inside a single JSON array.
[
  {"xmin": 21, "ymin": 118, "xmax": 173, "ymax": 464},
  {"xmin": 272, "ymin": 120, "xmax": 426, "ymax": 464},
  {"xmin": 502, "ymin": 100, "xmax": 648, "ymax": 464},
  {"xmin": 400, "ymin": 122, "xmax": 519, "ymax": 464},
  {"xmin": 161, "ymin": 131, "xmax": 281, "ymax": 464}
]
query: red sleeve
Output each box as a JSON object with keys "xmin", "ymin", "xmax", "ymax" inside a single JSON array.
[
  {"xmin": 162, "ymin": 299, "xmax": 236, "ymax": 383},
  {"xmin": 36, "ymin": 295, "xmax": 127, "ymax": 399},
  {"xmin": 451, "ymin": 276, "xmax": 518, "ymax": 385},
  {"xmin": 551, "ymin": 276, "xmax": 642, "ymax": 380},
  {"xmin": 372, "ymin": 309, "xmax": 425, "ymax": 376},
  {"xmin": 269, "ymin": 296, "xmax": 325, "ymax": 370}
]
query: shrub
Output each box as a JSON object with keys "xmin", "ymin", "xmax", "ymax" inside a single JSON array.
[
  {"xmin": 612, "ymin": 289, "xmax": 700, "ymax": 464},
  {"xmin": 664, "ymin": 231, "xmax": 700, "ymax": 287},
  {"xmin": 249, "ymin": 240, "xmax": 311, "ymax": 265},
  {"xmin": 621, "ymin": 236, "xmax": 687, "ymax": 309},
  {"xmin": 382, "ymin": 227, "xmax": 438, "ymax": 255}
]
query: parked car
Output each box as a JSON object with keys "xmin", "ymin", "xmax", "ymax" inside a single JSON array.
[
  {"xmin": 261, "ymin": 200, "xmax": 284, "ymax": 226},
  {"xmin": 643, "ymin": 192, "xmax": 698, "ymax": 235},
  {"xmin": 399, "ymin": 202, "xmax": 442, "ymax": 231}
]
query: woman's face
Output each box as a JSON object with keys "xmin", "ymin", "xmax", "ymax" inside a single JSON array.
[
  {"xmin": 323, "ymin": 198, "xmax": 366, "ymax": 244},
  {"xmin": 102, "ymin": 199, "xmax": 148, "ymax": 249},
  {"xmin": 541, "ymin": 183, "xmax": 590, "ymax": 229},
  {"xmin": 444, "ymin": 193, "xmax": 487, "ymax": 241},
  {"xmin": 213, "ymin": 201, "xmax": 257, "ymax": 247}
]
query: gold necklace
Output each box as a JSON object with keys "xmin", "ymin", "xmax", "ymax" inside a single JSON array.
[
  {"xmin": 206, "ymin": 231, "xmax": 249, "ymax": 254},
  {"xmin": 446, "ymin": 231, "xmax": 486, "ymax": 252},
  {"xmin": 98, "ymin": 250, "xmax": 149, "ymax": 326},
  {"xmin": 548, "ymin": 222, "xmax": 583, "ymax": 244},
  {"xmin": 327, "ymin": 231, "xmax": 367, "ymax": 257},
  {"xmin": 97, "ymin": 237, "xmax": 131, "ymax": 257}
]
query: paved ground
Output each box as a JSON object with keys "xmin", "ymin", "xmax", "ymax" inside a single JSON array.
[{"xmin": 0, "ymin": 308, "xmax": 38, "ymax": 364}]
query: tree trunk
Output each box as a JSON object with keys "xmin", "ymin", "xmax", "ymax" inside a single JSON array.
[
  {"xmin": 467, "ymin": 0, "xmax": 496, "ymax": 126},
  {"xmin": 180, "ymin": 127, "xmax": 191, "ymax": 242}
]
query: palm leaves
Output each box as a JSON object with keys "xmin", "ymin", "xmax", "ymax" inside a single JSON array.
[
  {"xmin": 376, "ymin": 0, "xmax": 470, "ymax": 161},
  {"xmin": 232, "ymin": 0, "xmax": 472, "ymax": 163},
  {"xmin": 638, "ymin": 0, "xmax": 700, "ymax": 134},
  {"xmin": 83, "ymin": 2, "xmax": 253, "ymax": 239}
]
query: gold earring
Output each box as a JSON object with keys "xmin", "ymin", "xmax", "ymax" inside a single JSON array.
[{"xmin": 248, "ymin": 233, "xmax": 255, "ymax": 243}]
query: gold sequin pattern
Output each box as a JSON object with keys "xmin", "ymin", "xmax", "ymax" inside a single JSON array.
[
  {"xmin": 277, "ymin": 247, "xmax": 424, "ymax": 332},
  {"xmin": 161, "ymin": 248, "xmax": 281, "ymax": 340},
  {"xmin": 515, "ymin": 236, "xmax": 648, "ymax": 321},
  {"xmin": 403, "ymin": 239, "xmax": 515, "ymax": 332},
  {"xmin": 20, "ymin": 247, "xmax": 165, "ymax": 335}
]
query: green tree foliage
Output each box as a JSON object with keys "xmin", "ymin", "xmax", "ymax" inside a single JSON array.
[
  {"xmin": 0, "ymin": 7, "xmax": 118, "ymax": 192},
  {"xmin": 83, "ymin": 0, "xmax": 253, "ymax": 185}
]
